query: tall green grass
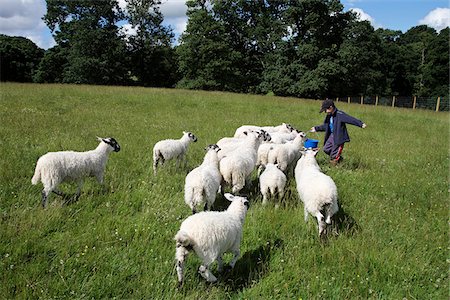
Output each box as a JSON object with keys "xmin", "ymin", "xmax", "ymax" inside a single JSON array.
[{"xmin": 0, "ymin": 83, "xmax": 448, "ymax": 299}]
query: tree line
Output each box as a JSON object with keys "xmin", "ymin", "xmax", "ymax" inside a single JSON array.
[{"xmin": 1, "ymin": 0, "xmax": 448, "ymax": 99}]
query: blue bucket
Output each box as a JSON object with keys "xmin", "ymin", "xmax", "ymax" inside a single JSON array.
[{"xmin": 304, "ymin": 139, "xmax": 319, "ymax": 149}]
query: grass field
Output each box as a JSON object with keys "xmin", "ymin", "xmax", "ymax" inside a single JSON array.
[{"xmin": 0, "ymin": 82, "xmax": 448, "ymax": 299}]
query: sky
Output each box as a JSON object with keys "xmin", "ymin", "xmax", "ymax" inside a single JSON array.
[{"xmin": 0, "ymin": 0, "xmax": 449, "ymax": 50}]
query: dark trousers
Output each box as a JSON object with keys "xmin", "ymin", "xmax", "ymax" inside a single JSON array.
[{"xmin": 323, "ymin": 133, "xmax": 344, "ymax": 160}]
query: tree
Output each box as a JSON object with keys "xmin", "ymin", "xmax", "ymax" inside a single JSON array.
[
  {"xmin": 177, "ymin": 0, "xmax": 243, "ymax": 91},
  {"xmin": 260, "ymin": 0, "xmax": 352, "ymax": 98},
  {"xmin": 125, "ymin": 0, "xmax": 178, "ymax": 87},
  {"xmin": 335, "ymin": 20, "xmax": 383, "ymax": 96},
  {"xmin": 398, "ymin": 25, "xmax": 437, "ymax": 96},
  {"xmin": 34, "ymin": 45, "xmax": 68, "ymax": 83},
  {"xmin": 0, "ymin": 34, "xmax": 44, "ymax": 82},
  {"xmin": 425, "ymin": 27, "xmax": 449, "ymax": 97},
  {"xmin": 43, "ymin": 0, "xmax": 129, "ymax": 85}
]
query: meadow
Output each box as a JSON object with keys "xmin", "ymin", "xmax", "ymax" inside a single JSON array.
[{"xmin": 0, "ymin": 83, "xmax": 448, "ymax": 299}]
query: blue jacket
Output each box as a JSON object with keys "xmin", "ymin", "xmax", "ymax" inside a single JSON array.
[{"xmin": 314, "ymin": 109, "xmax": 364, "ymax": 146}]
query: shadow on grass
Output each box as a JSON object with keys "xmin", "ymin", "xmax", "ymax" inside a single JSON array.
[
  {"xmin": 327, "ymin": 203, "xmax": 361, "ymax": 238},
  {"xmin": 220, "ymin": 238, "xmax": 284, "ymax": 291}
]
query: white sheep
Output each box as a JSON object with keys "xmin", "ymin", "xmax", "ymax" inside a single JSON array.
[
  {"xmin": 234, "ymin": 123, "xmax": 293, "ymax": 138},
  {"xmin": 31, "ymin": 137, "xmax": 121, "ymax": 208},
  {"xmin": 174, "ymin": 193, "xmax": 249, "ymax": 286},
  {"xmin": 217, "ymin": 129, "xmax": 271, "ymax": 160},
  {"xmin": 219, "ymin": 131, "xmax": 265, "ymax": 193},
  {"xmin": 269, "ymin": 129, "xmax": 300, "ymax": 144},
  {"xmin": 267, "ymin": 131, "xmax": 307, "ymax": 173},
  {"xmin": 184, "ymin": 144, "xmax": 222, "ymax": 214},
  {"xmin": 294, "ymin": 148, "xmax": 339, "ymax": 236},
  {"xmin": 152, "ymin": 131, "xmax": 197, "ymax": 175},
  {"xmin": 259, "ymin": 163, "xmax": 287, "ymax": 205}
]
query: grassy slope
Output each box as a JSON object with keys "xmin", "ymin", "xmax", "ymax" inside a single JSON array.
[{"xmin": 0, "ymin": 83, "xmax": 448, "ymax": 299}]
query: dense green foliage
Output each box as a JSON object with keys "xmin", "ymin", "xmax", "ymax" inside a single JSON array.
[
  {"xmin": 1, "ymin": 0, "xmax": 448, "ymax": 99},
  {"xmin": 0, "ymin": 35, "xmax": 44, "ymax": 82},
  {"xmin": 0, "ymin": 83, "xmax": 448, "ymax": 299}
]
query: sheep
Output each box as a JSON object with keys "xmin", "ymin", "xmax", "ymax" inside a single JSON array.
[
  {"xmin": 219, "ymin": 131, "xmax": 265, "ymax": 194},
  {"xmin": 259, "ymin": 163, "xmax": 287, "ymax": 205},
  {"xmin": 152, "ymin": 131, "xmax": 197, "ymax": 175},
  {"xmin": 217, "ymin": 129, "xmax": 271, "ymax": 160},
  {"xmin": 294, "ymin": 148, "xmax": 339, "ymax": 237},
  {"xmin": 234, "ymin": 123, "xmax": 293, "ymax": 138},
  {"xmin": 174, "ymin": 193, "xmax": 249, "ymax": 286},
  {"xmin": 269, "ymin": 129, "xmax": 301, "ymax": 144},
  {"xmin": 267, "ymin": 131, "xmax": 307, "ymax": 174},
  {"xmin": 184, "ymin": 144, "xmax": 222, "ymax": 214},
  {"xmin": 256, "ymin": 130, "xmax": 300, "ymax": 174},
  {"xmin": 31, "ymin": 137, "xmax": 121, "ymax": 208}
]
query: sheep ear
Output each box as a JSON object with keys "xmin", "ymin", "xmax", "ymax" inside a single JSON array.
[
  {"xmin": 313, "ymin": 148, "xmax": 320, "ymax": 156},
  {"xmin": 96, "ymin": 136, "xmax": 103, "ymax": 142},
  {"xmin": 224, "ymin": 193, "xmax": 234, "ymax": 202},
  {"xmin": 300, "ymin": 148, "xmax": 306, "ymax": 156}
]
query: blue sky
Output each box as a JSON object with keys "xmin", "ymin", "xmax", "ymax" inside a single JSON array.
[{"xmin": 0, "ymin": 0, "xmax": 449, "ymax": 50}]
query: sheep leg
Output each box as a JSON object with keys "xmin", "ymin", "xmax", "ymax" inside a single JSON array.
[
  {"xmin": 316, "ymin": 212, "xmax": 327, "ymax": 236},
  {"xmin": 278, "ymin": 188, "xmax": 284, "ymax": 201},
  {"xmin": 304, "ymin": 207, "xmax": 309, "ymax": 222},
  {"xmin": 262, "ymin": 193, "xmax": 268, "ymax": 205},
  {"xmin": 75, "ymin": 180, "xmax": 83, "ymax": 200},
  {"xmin": 41, "ymin": 189, "xmax": 50, "ymax": 208},
  {"xmin": 153, "ymin": 156, "xmax": 164, "ymax": 175},
  {"xmin": 217, "ymin": 256, "xmax": 224, "ymax": 272},
  {"xmin": 325, "ymin": 201, "xmax": 339, "ymax": 224},
  {"xmin": 228, "ymin": 249, "xmax": 240, "ymax": 269},
  {"xmin": 198, "ymin": 265, "xmax": 217, "ymax": 283},
  {"xmin": 95, "ymin": 172, "xmax": 104, "ymax": 185},
  {"xmin": 175, "ymin": 245, "xmax": 189, "ymax": 287}
]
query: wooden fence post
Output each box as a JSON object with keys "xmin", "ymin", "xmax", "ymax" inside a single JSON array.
[
  {"xmin": 360, "ymin": 95, "xmax": 363, "ymax": 105},
  {"xmin": 413, "ymin": 96, "xmax": 416, "ymax": 109},
  {"xmin": 436, "ymin": 96, "xmax": 441, "ymax": 112},
  {"xmin": 392, "ymin": 96, "xmax": 396, "ymax": 107},
  {"xmin": 347, "ymin": 96, "xmax": 350, "ymax": 104},
  {"xmin": 375, "ymin": 95, "xmax": 378, "ymax": 106},
  {"xmin": 336, "ymin": 97, "xmax": 339, "ymax": 102}
]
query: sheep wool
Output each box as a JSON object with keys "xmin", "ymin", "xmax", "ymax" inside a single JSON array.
[
  {"xmin": 267, "ymin": 131, "xmax": 307, "ymax": 173},
  {"xmin": 184, "ymin": 144, "xmax": 222, "ymax": 213},
  {"xmin": 174, "ymin": 193, "xmax": 249, "ymax": 286},
  {"xmin": 294, "ymin": 149, "xmax": 339, "ymax": 236},
  {"xmin": 234, "ymin": 123, "xmax": 293, "ymax": 138},
  {"xmin": 152, "ymin": 131, "xmax": 197, "ymax": 175},
  {"xmin": 31, "ymin": 137, "xmax": 120, "ymax": 208},
  {"xmin": 219, "ymin": 131, "xmax": 265, "ymax": 194},
  {"xmin": 259, "ymin": 163, "xmax": 287, "ymax": 205}
]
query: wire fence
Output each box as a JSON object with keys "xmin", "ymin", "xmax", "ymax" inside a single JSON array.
[{"xmin": 335, "ymin": 96, "xmax": 449, "ymax": 112}]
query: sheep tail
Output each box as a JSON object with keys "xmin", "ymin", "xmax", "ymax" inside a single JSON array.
[{"xmin": 31, "ymin": 162, "xmax": 41, "ymax": 185}]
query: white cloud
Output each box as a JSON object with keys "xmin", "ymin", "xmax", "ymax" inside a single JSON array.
[
  {"xmin": 160, "ymin": 0, "xmax": 187, "ymax": 18},
  {"xmin": 350, "ymin": 8, "xmax": 382, "ymax": 29},
  {"xmin": 419, "ymin": 8, "xmax": 450, "ymax": 32},
  {"xmin": 0, "ymin": 0, "xmax": 55, "ymax": 49}
]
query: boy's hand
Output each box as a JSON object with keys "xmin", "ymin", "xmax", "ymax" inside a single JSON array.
[
  {"xmin": 362, "ymin": 123, "xmax": 367, "ymax": 129},
  {"xmin": 310, "ymin": 127, "xmax": 316, "ymax": 132}
]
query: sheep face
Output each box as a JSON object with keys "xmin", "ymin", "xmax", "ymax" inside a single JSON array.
[
  {"xmin": 205, "ymin": 144, "xmax": 220, "ymax": 152},
  {"xmin": 260, "ymin": 130, "xmax": 272, "ymax": 142},
  {"xmin": 284, "ymin": 123, "xmax": 294, "ymax": 132},
  {"xmin": 184, "ymin": 131, "xmax": 198, "ymax": 143},
  {"xmin": 102, "ymin": 137, "xmax": 121, "ymax": 152},
  {"xmin": 224, "ymin": 193, "xmax": 250, "ymax": 210}
]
